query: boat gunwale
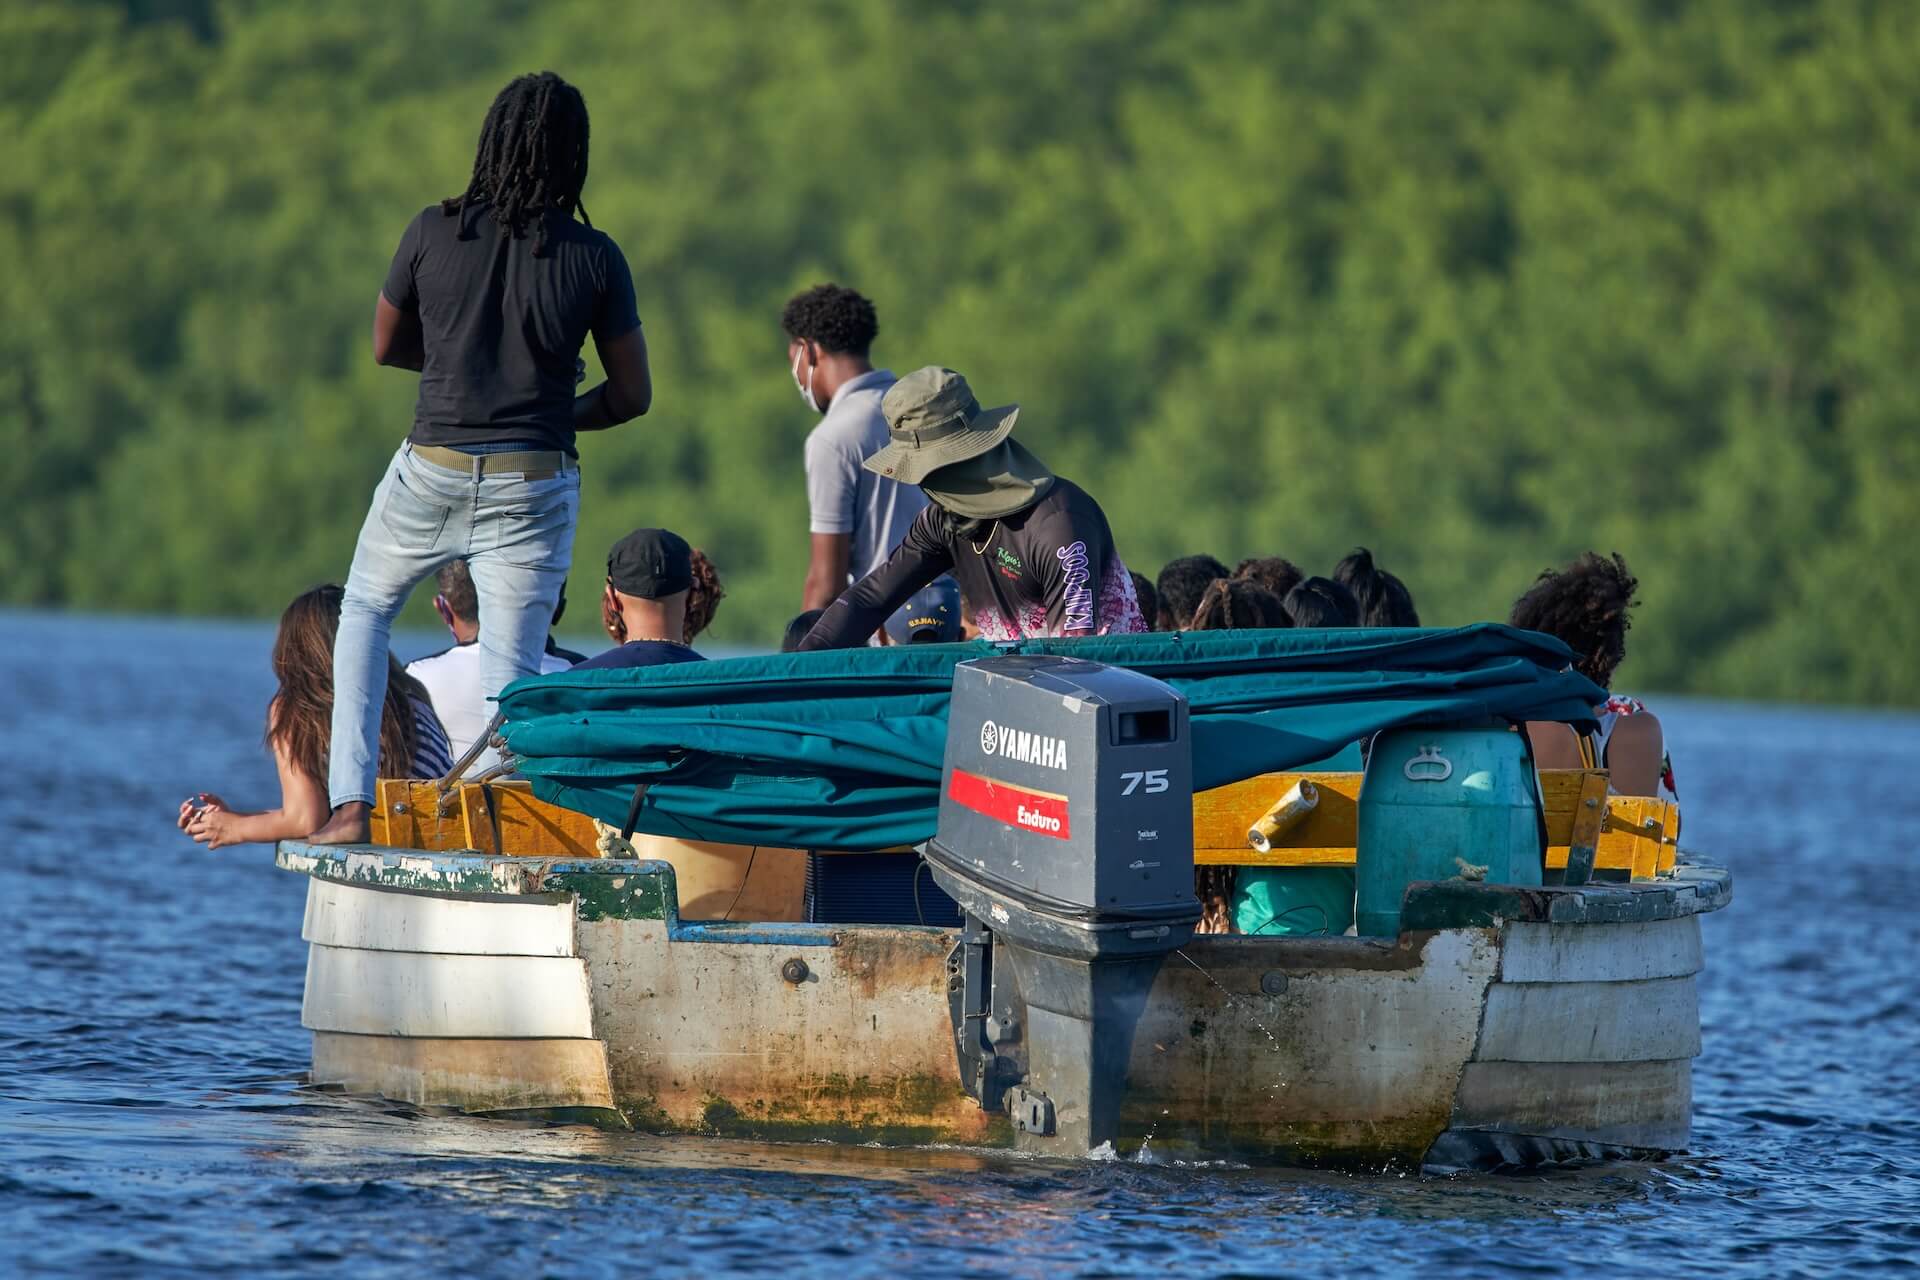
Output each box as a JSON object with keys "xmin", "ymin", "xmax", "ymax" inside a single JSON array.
[{"xmin": 275, "ymin": 841, "xmax": 1729, "ymax": 938}]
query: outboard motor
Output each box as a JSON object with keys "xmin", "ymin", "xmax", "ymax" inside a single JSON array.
[{"xmin": 925, "ymin": 655, "xmax": 1200, "ymax": 1156}]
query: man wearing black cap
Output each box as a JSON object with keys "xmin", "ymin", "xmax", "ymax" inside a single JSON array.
[
  {"xmin": 799, "ymin": 366, "xmax": 1147, "ymax": 651},
  {"xmin": 573, "ymin": 528, "xmax": 708, "ymax": 671}
]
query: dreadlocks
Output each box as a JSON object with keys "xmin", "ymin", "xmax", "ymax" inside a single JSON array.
[{"xmin": 442, "ymin": 72, "xmax": 592, "ymax": 257}]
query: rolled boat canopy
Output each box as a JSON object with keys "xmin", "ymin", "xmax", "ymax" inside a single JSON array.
[{"xmin": 497, "ymin": 625, "xmax": 1604, "ymax": 851}]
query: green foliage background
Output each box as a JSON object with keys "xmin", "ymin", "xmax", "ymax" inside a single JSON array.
[{"xmin": 5, "ymin": 0, "xmax": 1916, "ymax": 703}]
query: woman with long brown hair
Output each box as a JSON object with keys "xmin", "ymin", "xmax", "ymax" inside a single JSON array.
[{"xmin": 179, "ymin": 585, "xmax": 453, "ymax": 849}]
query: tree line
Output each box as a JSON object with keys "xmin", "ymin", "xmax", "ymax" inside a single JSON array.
[{"xmin": 5, "ymin": 0, "xmax": 1916, "ymax": 704}]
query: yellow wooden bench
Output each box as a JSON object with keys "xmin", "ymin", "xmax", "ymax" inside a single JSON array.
[
  {"xmin": 1193, "ymin": 769, "xmax": 1679, "ymax": 881},
  {"xmin": 370, "ymin": 778, "xmax": 603, "ymax": 858},
  {"xmin": 369, "ymin": 768, "xmax": 1680, "ymax": 883}
]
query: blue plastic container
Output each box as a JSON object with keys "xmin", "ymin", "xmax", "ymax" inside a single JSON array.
[{"xmin": 1355, "ymin": 727, "xmax": 1543, "ymax": 938}]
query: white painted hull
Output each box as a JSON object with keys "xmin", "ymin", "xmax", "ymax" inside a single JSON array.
[{"xmin": 281, "ymin": 843, "xmax": 1727, "ymax": 1169}]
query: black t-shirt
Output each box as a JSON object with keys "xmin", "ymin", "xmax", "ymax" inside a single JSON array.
[
  {"xmin": 799, "ymin": 477, "xmax": 1148, "ymax": 649},
  {"xmin": 570, "ymin": 640, "xmax": 706, "ymax": 672},
  {"xmin": 383, "ymin": 203, "xmax": 641, "ymax": 456}
]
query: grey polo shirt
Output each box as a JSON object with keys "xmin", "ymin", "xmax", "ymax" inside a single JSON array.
[{"xmin": 804, "ymin": 368, "xmax": 929, "ymax": 581}]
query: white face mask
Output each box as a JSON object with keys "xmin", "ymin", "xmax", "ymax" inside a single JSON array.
[{"xmin": 791, "ymin": 345, "xmax": 821, "ymax": 414}]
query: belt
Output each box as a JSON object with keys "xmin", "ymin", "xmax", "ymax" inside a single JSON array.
[{"xmin": 410, "ymin": 444, "xmax": 574, "ymax": 480}]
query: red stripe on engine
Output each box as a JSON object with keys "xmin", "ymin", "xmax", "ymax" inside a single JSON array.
[{"xmin": 947, "ymin": 768, "xmax": 1072, "ymax": 841}]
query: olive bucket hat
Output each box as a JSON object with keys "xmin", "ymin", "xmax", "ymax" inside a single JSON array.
[{"xmin": 863, "ymin": 367, "xmax": 1021, "ymax": 486}]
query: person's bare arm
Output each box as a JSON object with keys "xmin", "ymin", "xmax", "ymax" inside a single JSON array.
[
  {"xmin": 1523, "ymin": 721, "xmax": 1586, "ymax": 772},
  {"xmin": 185, "ymin": 736, "xmax": 332, "ymax": 850},
  {"xmin": 1601, "ymin": 711, "xmax": 1665, "ymax": 797},
  {"xmin": 802, "ymin": 533, "xmax": 853, "ymax": 611},
  {"xmin": 575, "ymin": 327, "xmax": 651, "ymax": 430},
  {"xmin": 372, "ymin": 294, "xmax": 425, "ymax": 370}
]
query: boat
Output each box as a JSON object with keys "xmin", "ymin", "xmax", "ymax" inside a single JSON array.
[{"xmin": 273, "ymin": 628, "xmax": 1730, "ymax": 1171}]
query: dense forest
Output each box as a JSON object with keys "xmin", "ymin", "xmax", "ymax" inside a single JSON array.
[{"xmin": 5, "ymin": 0, "xmax": 1916, "ymax": 704}]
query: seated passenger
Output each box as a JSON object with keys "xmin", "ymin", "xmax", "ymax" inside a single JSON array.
[
  {"xmin": 799, "ymin": 367, "xmax": 1147, "ymax": 648},
  {"xmin": 1155, "ymin": 554, "xmax": 1230, "ymax": 632},
  {"xmin": 1129, "ymin": 572, "xmax": 1160, "ymax": 631},
  {"xmin": 782, "ymin": 609, "xmax": 827, "ymax": 653},
  {"xmin": 1187, "ymin": 577, "xmax": 1289, "ymax": 629},
  {"xmin": 1283, "ymin": 576, "xmax": 1361, "ymax": 628},
  {"xmin": 575, "ymin": 528, "xmax": 709, "ymax": 671},
  {"xmin": 408, "ymin": 560, "xmax": 575, "ymax": 761},
  {"xmin": 1183, "ymin": 577, "xmax": 1292, "ymax": 933},
  {"xmin": 685, "ymin": 548, "xmax": 726, "ymax": 645},
  {"xmin": 1233, "ymin": 556, "xmax": 1304, "ymax": 603},
  {"xmin": 1510, "ymin": 552, "xmax": 1676, "ymax": 802},
  {"xmin": 179, "ymin": 585, "xmax": 451, "ymax": 849},
  {"xmin": 884, "ymin": 579, "xmax": 963, "ymax": 644},
  {"xmin": 1333, "ymin": 547, "xmax": 1420, "ymax": 627}
]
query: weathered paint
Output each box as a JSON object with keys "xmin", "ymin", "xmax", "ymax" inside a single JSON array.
[
  {"xmin": 312, "ymin": 1031, "xmax": 618, "ymax": 1117},
  {"xmin": 302, "ymin": 875, "xmax": 576, "ymax": 957},
  {"xmin": 1119, "ymin": 929, "xmax": 1500, "ymax": 1167},
  {"xmin": 1400, "ymin": 862, "xmax": 1731, "ymax": 931},
  {"xmin": 1476, "ymin": 977, "xmax": 1701, "ymax": 1063},
  {"xmin": 273, "ymin": 840, "xmax": 1729, "ymax": 1166},
  {"xmin": 1426, "ymin": 912, "xmax": 1705, "ymax": 1168},
  {"xmin": 1448, "ymin": 1058, "xmax": 1693, "ymax": 1150},
  {"xmin": 1498, "ymin": 917, "xmax": 1703, "ymax": 984},
  {"xmin": 302, "ymin": 943, "xmax": 596, "ymax": 1039},
  {"xmin": 574, "ymin": 912, "xmax": 1006, "ymax": 1146}
]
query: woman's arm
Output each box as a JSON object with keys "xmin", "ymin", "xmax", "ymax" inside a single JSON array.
[{"xmin": 186, "ymin": 736, "xmax": 332, "ymax": 849}]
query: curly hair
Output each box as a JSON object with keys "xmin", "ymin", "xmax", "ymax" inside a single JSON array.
[
  {"xmin": 1509, "ymin": 552, "xmax": 1639, "ymax": 688},
  {"xmin": 1233, "ymin": 556, "xmax": 1304, "ymax": 602},
  {"xmin": 1283, "ymin": 577, "xmax": 1360, "ymax": 628},
  {"xmin": 684, "ymin": 548, "xmax": 726, "ymax": 644},
  {"xmin": 1332, "ymin": 547, "xmax": 1420, "ymax": 628},
  {"xmin": 781, "ymin": 283, "xmax": 879, "ymax": 356},
  {"xmin": 1187, "ymin": 577, "xmax": 1289, "ymax": 630},
  {"xmin": 1155, "ymin": 555, "xmax": 1230, "ymax": 631}
]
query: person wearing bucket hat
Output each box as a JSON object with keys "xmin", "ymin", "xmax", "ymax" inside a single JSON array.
[{"xmin": 797, "ymin": 367, "xmax": 1148, "ymax": 650}]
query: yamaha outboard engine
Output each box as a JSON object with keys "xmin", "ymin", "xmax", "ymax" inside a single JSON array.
[{"xmin": 925, "ymin": 655, "xmax": 1200, "ymax": 1155}]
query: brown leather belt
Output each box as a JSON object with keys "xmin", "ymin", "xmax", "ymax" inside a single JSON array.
[{"xmin": 410, "ymin": 444, "xmax": 574, "ymax": 480}]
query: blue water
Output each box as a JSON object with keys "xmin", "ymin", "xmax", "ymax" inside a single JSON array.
[{"xmin": 2, "ymin": 610, "xmax": 1916, "ymax": 1278}]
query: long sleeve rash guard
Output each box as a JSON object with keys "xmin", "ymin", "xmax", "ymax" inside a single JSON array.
[{"xmin": 799, "ymin": 477, "xmax": 1148, "ymax": 650}]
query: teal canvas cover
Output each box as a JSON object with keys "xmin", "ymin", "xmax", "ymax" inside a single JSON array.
[{"xmin": 497, "ymin": 626, "xmax": 1602, "ymax": 851}]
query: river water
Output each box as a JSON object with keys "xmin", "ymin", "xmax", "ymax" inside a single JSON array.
[{"xmin": 2, "ymin": 610, "xmax": 1915, "ymax": 1277}]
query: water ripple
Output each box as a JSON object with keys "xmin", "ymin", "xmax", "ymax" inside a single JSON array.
[{"xmin": 1, "ymin": 615, "xmax": 1917, "ymax": 1278}]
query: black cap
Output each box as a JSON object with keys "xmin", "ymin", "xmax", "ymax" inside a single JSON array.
[{"xmin": 607, "ymin": 528, "xmax": 693, "ymax": 599}]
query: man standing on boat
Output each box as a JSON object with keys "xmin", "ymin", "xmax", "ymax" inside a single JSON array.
[
  {"xmin": 798, "ymin": 367, "xmax": 1147, "ymax": 649},
  {"xmin": 311, "ymin": 72, "xmax": 652, "ymax": 844},
  {"xmin": 784, "ymin": 284, "xmax": 930, "ymax": 619}
]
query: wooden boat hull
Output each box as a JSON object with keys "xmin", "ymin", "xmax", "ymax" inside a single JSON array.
[{"xmin": 277, "ymin": 842, "xmax": 1728, "ymax": 1170}]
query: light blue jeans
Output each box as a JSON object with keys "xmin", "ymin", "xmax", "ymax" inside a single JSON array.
[{"xmin": 328, "ymin": 442, "xmax": 580, "ymax": 808}]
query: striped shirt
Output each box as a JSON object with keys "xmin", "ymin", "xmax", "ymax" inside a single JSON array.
[{"xmin": 407, "ymin": 696, "xmax": 454, "ymax": 780}]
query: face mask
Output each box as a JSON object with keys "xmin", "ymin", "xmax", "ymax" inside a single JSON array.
[{"xmin": 791, "ymin": 346, "xmax": 821, "ymax": 414}]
